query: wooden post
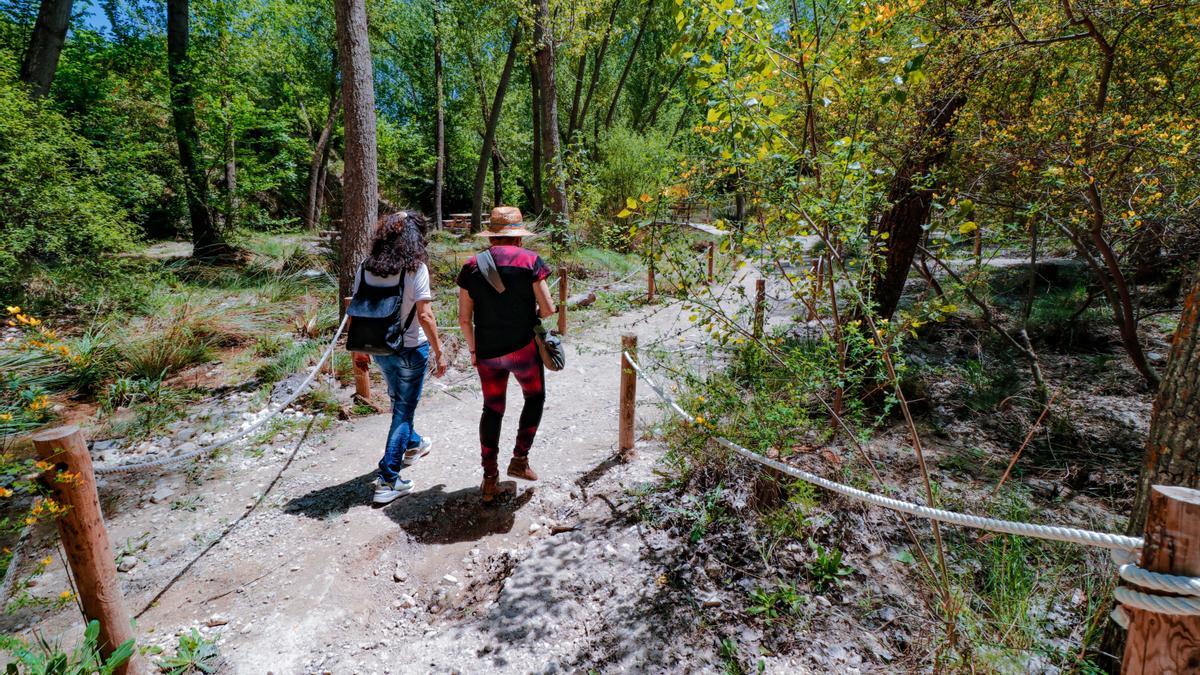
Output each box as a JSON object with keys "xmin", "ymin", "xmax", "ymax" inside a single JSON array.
[
  {"xmin": 706, "ymin": 241, "xmax": 715, "ymax": 285},
  {"xmin": 647, "ymin": 263, "xmax": 656, "ymax": 302},
  {"xmin": 32, "ymin": 426, "xmax": 139, "ymax": 675},
  {"xmin": 753, "ymin": 278, "xmax": 767, "ymax": 340},
  {"xmin": 1120, "ymin": 485, "xmax": 1200, "ymax": 673},
  {"xmin": 344, "ymin": 296, "xmax": 370, "ymax": 399},
  {"xmin": 619, "ymin": 334, "xmax": 638, "ymax": 461},
  {"xmin": 557, "ymin": 265, "xmax": 568, "ymax": 335}
]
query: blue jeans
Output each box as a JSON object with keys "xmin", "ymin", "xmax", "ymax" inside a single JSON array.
[{"xmin": 373, "ymin": 343, "xmax": 429, "ymax": 482}]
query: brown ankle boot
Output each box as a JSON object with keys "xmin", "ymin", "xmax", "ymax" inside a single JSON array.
[
  {"xmin": 506, "ymin": 456, "xmax": 538, "ymax": 481},
  {"xmin": 481, "ymin": 474, "xmax": 499, "ymax": 503}
]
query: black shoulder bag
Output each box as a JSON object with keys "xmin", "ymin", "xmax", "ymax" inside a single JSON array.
[
  {"xmin": 345, "ymin": 264, "xmax": 418, "ymax": 355},
  {"xmin": 477, "ymin": 250, "xmax": 565, "ymax": 372}
]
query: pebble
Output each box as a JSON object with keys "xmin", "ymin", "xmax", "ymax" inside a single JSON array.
[
  {"xmin": 392, "ymin": 568, "xmax": 407, "ymax": 583},
  {"xmin": 441, "ymin": 574, "xmax": 458, "ymax": 584},
  {"xmin": 205, "ymin": 615, "xmax": 229, "ymax": 627},
  {"xmin": 398, "ymin": 594, "xmax": 417, "ymax": 609},
  {"xmin": 117, "ymin": 556, "xmax": 138, "ymax": 572},
  {"xmin": 528, "ymin": 522, "xmax": 543, "ymax": 533}
]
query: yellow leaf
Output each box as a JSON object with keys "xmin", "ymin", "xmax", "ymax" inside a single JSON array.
[
  {"xmin": 617, "ymin": 209, "xmax": 633, "ymax": 218},
  {"xmin": 626, "ymin": 197, "xmax": 639, "ymax": 210},
  {"xmin": 958, "ymin": 221, "xmax": 978, "ymax": 235}
]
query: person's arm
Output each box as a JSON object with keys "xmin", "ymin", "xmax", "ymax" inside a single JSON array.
[
  {"xmin": 458, "ymin": 288, "xmax": 477, "ymax": 366},
  {"xmin": 415, "ymin": 300, "xmax": 447, "ymax": 377},
  {"xmin": 533, "ymin": 279, "xmax": 557, "ymax": 319}
]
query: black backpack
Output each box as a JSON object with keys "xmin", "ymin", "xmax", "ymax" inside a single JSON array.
[{"xmin": 345, "ymin": 263, "xmax": 418, "ymax": 355}]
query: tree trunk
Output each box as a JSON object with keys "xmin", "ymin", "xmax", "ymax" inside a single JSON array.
[
  {"xmin": 579, "ymin": 0, "xmax": 621, "ymax": 138},
  {"xmin": 603, "ymin": 0, "xmax": 655, "ymax": 130},
  {"xmin": 530, "ymin": 61, "xmax": 544, "ymax": 216},
  {"xmin": 19, "ymin": 0, "xmax": 73, "ymax": 97},
  {"xmin": 333, "ymin": 0, "xmax": 379, "ymax": 303},
  {"xmin": 433, "ymin": 0, "xmax": 445, "ymax": 230},
  {"xmin": 491, "ymin": 147, "xmax": 503, "ymax": 207},
  {"xmin": 470, "ymin": 22, "xmax": 521, "ymax": 232},
  {"xmin": 868, "ymin": 93, "xmax": 967, "ymax": 320},
  {"xmin": 1099, "ymin": 268, "xmax": 1200, "ymax": 670},
  {"xmin": 644, "ymin": 63, "xmax": 685, "ymax": 128},
  {"xmin": 223, "ymin": 95, "xmax": 237, "ymax": 231},
  {"xmin": 535, "ymin": 0, "xmax": 568, "ymax": 241},
  {"xmin": 167, "ymin": 0, "xmax": 230, "ymax": 260},
  {"xmin": 306, "ymin": 95, "xmax": 341, "ymax": 230},
  {"xmin": 567, "ymin": 52, "xmax": 586, "ymax": 139},
  {"xmin": 1128, "ymin": 267, "xmax": 1200, "ymax": 533}
]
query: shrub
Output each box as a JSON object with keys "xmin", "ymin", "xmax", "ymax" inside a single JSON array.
[
  {"xmin": 0, "ymin": 619, "xmax": 135, "ymax": 674},
  {"xmin": 0, "ymin": 56, "xmax": 136, "ymax": 295}
]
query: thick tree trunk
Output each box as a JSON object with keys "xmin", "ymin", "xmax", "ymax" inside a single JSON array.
[
  {"xmin": 1128, "ymin": 268, "xmax": 1200, "ymax": 533},
  {"xmin": 19, "ymin": 0, "xmax": 73, "ymax": 97},
  {"xmin": 333, "ymin": 0, "xmax": 379, "ymax": 303},
  {"xmin": 1099, "ymin": 268, "xmax": 1200, "ymax": 670},
  {"xmin": 530, "ymin": 62, "xmax": 544, "ymax": 216},
  {"xmin": 433, "ymin": 0, "xmax": 445, "ymax": 230},
  {"xmin": 603, "ymin": 0, "xmax": 655, "ymax": 130},
  {"xmin": 534, "ymin": 0, "xmax": 568, "ymax": 241},
  {"xmin": 869, "ymin": 93, "xmax": 966, "ymax": 320},
  {"xmin": 470, "ymin": 22, "xmax": 521, "ymax": 232},
  {"xmin": 491, "ymin": 147, "xmax": 503, "ymax": 207},
  {"xmin": 167, "ymin": 0, "xmax": 230, "ymax": 260},
  {"xmin": 305, "ymin": 95, "xmax": 341, "ymax": 230}
]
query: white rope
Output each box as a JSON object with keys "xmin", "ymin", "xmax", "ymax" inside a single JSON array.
[
  {"xmin": 1111, "ymin": 606, "xmax": 1130, "ymax": 629},
  {"xmin": 1119, "ymin": 563, "xmax": 1200, "ymax": 597},
  {"xmin": 621, "ymin": 352, "xmax": 1144, "ymax": 552},
  {"xmin": 93, "ymin": 315, "xmax": 350, "ymax": 475},
  {"xmin": 1113, "ymin": 586, "xmax": 1200, "ymax": 616}
]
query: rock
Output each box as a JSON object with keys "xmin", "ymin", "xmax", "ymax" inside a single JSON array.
[
  {"xmin": 117, "ymin": 556, "xmax": 138, "ymax": 572},
  {"xmin": 528, "ymin": 522, "xmax": 543, "ymax": 534},
  {"xmin": 704, "ymin": 558, "xmax": 723, "ymax": 580},
  {"xmin": 205, "ymin": 615, "xmax": 229, "ymax": 627},
  {"xmin": 92, "ymin": 439, "xmax": 120, "ymax": 452},
  {"xmin": 176, "ymin": 442, "xmax": 198, "ymax": 454},
  {"xmin": 148, "ymin": 486, "xmax": 174, "ymax": 504},
  {"xmin": 392, "ymin": 568, "xmax": 407, "ymax": 583},
  {"xmin": 441, "ymin": 574, "xmax": 458, "ymax": 585},
  {"xmin": 701, "ymin": 597, "xmax": 722, "ymax": 608},
  {"xmin": 175, "ymin": 428, "xmax": 197, "ymax": 442},
  {"xmin": 398, "ymin": 594, "xmax": 417, "ymax": 609}
]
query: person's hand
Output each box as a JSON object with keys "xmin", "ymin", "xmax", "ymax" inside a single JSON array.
[{"xmin": 432, "ymin": 351, "xmax": 449, "ymax": 378}]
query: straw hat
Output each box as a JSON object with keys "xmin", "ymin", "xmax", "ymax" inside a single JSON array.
[{"xmin": 477, "ymin": 206, "xmax": 537, "ymax": 238}]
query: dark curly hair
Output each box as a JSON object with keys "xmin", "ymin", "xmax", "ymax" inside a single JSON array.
[{"xmin": 364, "ymin": 211, "xmax": 429, "ymax": 276}]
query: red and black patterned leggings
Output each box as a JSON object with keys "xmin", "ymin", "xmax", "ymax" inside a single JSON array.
[{"xmin": 476, "ymin": 339, "xmax": 545, "ymax": 476}]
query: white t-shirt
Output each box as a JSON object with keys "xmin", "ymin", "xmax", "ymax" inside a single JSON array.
[{"xmin": 355, "ymin": 263, "xmax": 432, "ymax": 348}]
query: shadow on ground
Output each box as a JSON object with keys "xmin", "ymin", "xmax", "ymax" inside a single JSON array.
[{"xmin": 283, "ymin": 474, "xmax": 533, "ymax": 545}]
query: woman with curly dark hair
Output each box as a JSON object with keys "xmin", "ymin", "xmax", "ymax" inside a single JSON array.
[{"xmin": 356, "ymin": 211, "xmax": 448, "ymax": 504}]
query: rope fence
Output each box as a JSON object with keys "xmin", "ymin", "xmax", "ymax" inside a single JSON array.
[
  {"xmin": 93, "ymin": 315, "xmax": 350, "ymax": 475},
  {"xmin": 618, "ymin": 350, "xmax": 1200, "ymax": 637}
]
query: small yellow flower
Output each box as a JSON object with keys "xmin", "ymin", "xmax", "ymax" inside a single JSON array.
[
  {"xmin": 0, "ymin": 487, "xmax": 12, "ymax": 498},
  {"xmin": 5, "ymin": 306, "xmax": 19, "ymax": 315},
  {"xmin": 24, "ymin": 516, "xmax": 36, "ymax": 526},
  {"xmin": 34, "ymin": 460, "xmax": 53, "ymax": 471},
  {"xmin": 40, "ymin": 556, "xmax": 52, "ymax": 567},
  {"xmin": 0, "ymin": 413, "xmax": 12, "ymax": 422},
  {"xmin": 58, "ymin": 590, "xmax": 73, "ymax": 602}
]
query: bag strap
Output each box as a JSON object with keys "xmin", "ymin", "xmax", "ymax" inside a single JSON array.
[{"xmin": 476, "ymin": 249, "xmax": 506, "ymax": 294}]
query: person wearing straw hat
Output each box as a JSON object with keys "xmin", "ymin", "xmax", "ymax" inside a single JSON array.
[{"xmin": 457, "ymin": 206, "xmax": 557, "ymax": 503}]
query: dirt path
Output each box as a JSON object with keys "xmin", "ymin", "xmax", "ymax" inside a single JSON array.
[{"xmin": 14, "ymin": 289, "xmax": 723, "ymax": 673}]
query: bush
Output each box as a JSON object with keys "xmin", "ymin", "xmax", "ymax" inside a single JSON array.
[{"xmin": 0, "ymin": 56, "xmax": 136, "ymax": 295}]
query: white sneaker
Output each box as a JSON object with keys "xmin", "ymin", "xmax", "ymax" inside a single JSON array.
[
  {"xmin": 401, "ymin": 437, "xmax": 433, "ymax": 467},
  {"xmin": 372, "ymin": 477, "xmax": 414, "ymax": 505}
]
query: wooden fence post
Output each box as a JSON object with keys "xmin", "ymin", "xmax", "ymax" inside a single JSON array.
[
  {"xmin": 1120, "ymin": 485, "xmax": 1200, "ymax": 673},
  {"xmin": 753, "ymin": 278, "xmax": 767, "ymax": 340},
  {"xmin": 32, "ymin": 426, "xmax": 139, "ymax": 675},
  {"xmin": 619, "ymin": 334, "xmax": 638, "ymax": 461},
  {"xmin": 557, "ymin": 265, "xmax": 568, "ymax": 335},
  {"xmin": 706, "ymin": 241, "xmax": 715, "ymax": 285},
  {"xmin": 344, "ymin": 296, "xmax": 370, "ymax": 400},
  {"xmin": 647, "ymin": 263, "xmax": 656, "ymax": 303}
]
